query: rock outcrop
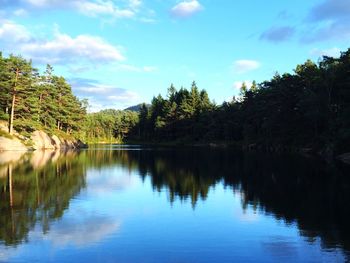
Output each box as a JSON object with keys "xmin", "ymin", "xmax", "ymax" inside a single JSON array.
[
  {"xmin": 0, "ymin": 136, "xmax": 28, "ymax": 151},
  {"xmin": 0, "ymin": 130, "xmax": 87, "ymax": 151},
  {"xmin": 30, "ymin": 131, "xmax": 86, "ymax": 150},
  {"xmin": 31, "ymin": 131, "xmax": 56, "ymax": 150}
]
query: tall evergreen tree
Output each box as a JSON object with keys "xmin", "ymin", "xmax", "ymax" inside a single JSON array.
[{"xmin": 4, "ymin": 55, "xmax": 37, "ymax": 134}]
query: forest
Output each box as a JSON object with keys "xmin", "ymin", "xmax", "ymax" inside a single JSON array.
[
  {"xmin": 0, "ymin": 49, "xmax": 350, "ymax": 155},
  {"xmin": 0, "ymin": 53, "xmax": 138, "ymax": 143},
  {"xmin": 0, "ymin": 53, "xmax": 86, "ymax": 137},
  {"xmin": 130, "ymin": 48, "xmax": 350, "ymax": 155}
]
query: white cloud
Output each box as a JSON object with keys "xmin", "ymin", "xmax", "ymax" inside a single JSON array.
[
  {"xmin": 171, "ymin": 0, "xmax": 203, "ymax": 18},
  {"xmin": 45, "ymin": 216, "xmax": 121, "ymax": 247},
  {"xmin": 87, "ymin": 170, "xmax": 138, "ymax": 194},
  {"xmin": 78, "ymin": 86, "xmax": 113, "ymax": 94},
  {"xmin": 310, "ymin": 47, "xmax": 341, "ymax": 58},
  {"xmin": 74, "ymin": 83, "xmax": 140, "ymax": 104},
  {"xmin": 73, "ymin": 1, "xmax": 135, "ymax": 18},
  {"xmin": 233, "ymin": 60, "xmax": 260, "ymax": 74},
  {"xmin": 75, "ymin": 85, "xmax": 138, "ymax": 101},
  {"xmin": 70, "ymin": 78, "xmax": 141, "ymax": 112},
  {"xmin": 5, "ymin": 0, "xmax": 148, "ymax": 21},
  {"xmin": 107, "ymin": 92, "xmax": 139, "ymax": 101},
  {"xmin": 0, "ymin": 20, "xmax": 31, "ymax": 42},
  {"xmin": 13, "ymin": 8, "xmax": 28, "ymax": 16},
  {"xmin": 129, "ymin": 0, "xmax": 142, "ymax": 10},
  {"xmin": 0, "ymin": 21, "xmax": 125, "ymax": 64},
  {"xmin": 23, "ymin": 31, "xmax": 125, "ymax": 63},
  {"xmin": 233, "ymin": 81, "xmax": 253, "ymax": 90}
]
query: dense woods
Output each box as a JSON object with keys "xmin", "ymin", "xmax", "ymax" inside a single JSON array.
[
  {"xmin": 131, "ymin": 49, "xmax": 350, "ymax": 155},
  {"xmin": 0, "ymin": 53, "xmax": 86, "ymax": 137},
  {"xmin": 84, "ymin": 109, "xmax": 138, "ymax": 143},
  {"xmin": 1, "ymin": 49, "xmax": 350, "ymax": 155},
  {"xmin": 0, "ymin": 53, "xmax": 138, "ymax": 143}
]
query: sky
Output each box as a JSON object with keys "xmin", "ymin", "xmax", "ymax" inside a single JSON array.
[{"xmin": 0, "ymin": 0, "xmax": 349, "ymax": 111}]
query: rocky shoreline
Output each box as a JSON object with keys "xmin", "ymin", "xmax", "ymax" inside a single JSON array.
[{"xmin": 0, "ymin": 130, "xmax": 86, "ymax": 151}]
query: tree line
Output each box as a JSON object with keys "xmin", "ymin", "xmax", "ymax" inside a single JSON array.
[
  {"xmin": 129, "ymin": 48, "xmax": 350, "ymax": 155},
  {"xmin": 0, "ymin": 53, "xmax": 138, "ymax": 142},
  {"xmin": 1, "ymin": 49, "xmax": 350, "ymax": 154},
  {"xmin": 84, "ymin": 109, "xmax": 138, "ymax": 143},
  {"xmin": 0, "ymin": 53, "xmax": 86, "ymax": 137}
]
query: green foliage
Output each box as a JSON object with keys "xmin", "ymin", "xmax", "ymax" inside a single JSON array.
[
  {"xmin": 2, "ymin": 48, "xmax": 350, "ymax": 154},
  {"xmin": 131, "ymin": 82, "xmax": 215, "ymax": 141},
  {"xmin": 130, "ymin": 48, "xmax": 350, "ymax": 154},
  {"xmin": 0, "ymin": 112, "xmax": 8, "ymax": 121},
  {"xmin": 0, "ymin": 55, "xmax": 86, "ymax": 139},
  {"xmin": 0, "ymin": 129, "xmax": 13, "ymax": 139},
  {"xmin": 0, "ymin": 151, "xmax": 86, "ymax": 246},
  {"xmin": 84, "ymin": 109, "xmax": 138, "ymax": 143}
]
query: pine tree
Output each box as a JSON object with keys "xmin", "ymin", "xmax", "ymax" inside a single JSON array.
[
  {"xmin": 38, "ymin": 64, "xmax": 56, "ymax": 128},
  {"xmin": 5, "ymin": 55, "xmax": 37, "ymax": 134},
  {"xmin": 239, "ymin": 82, "xmax": 248, "ymax": 98},
  {"xmin": 0, "ymin": 53, "xmax": 11, "ymax": 120},
  {"xmin": 167, "ymin": 84, "xmax": 176, "ymax": 102},
  {"xmin": 251, "ymin": 81, "xmax": 258, "ymax": 92}
]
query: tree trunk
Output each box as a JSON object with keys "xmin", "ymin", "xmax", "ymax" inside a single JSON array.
[
  {"xmin": 9, "ymin": 68, "xmax": 19, "ymax": 135},
  {"xmin": 9, "ymin": 93, "xmax": 16, "ymax": 135},
  {"xmin": 38, "ymin": 93, "xmax": 43, "ymax": 122}
]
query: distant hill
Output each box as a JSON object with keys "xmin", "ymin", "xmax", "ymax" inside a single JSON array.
[{"xmin": 124, "ymin": 103, "xmax": 150, "ymax": 112}]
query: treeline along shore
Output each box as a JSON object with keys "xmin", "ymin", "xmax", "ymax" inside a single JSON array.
[
  {"xmin": 0, "ymin": 49, "xmax": 350, "ymax": 161},
  {"xmin": 0, "ymin": 52, "xmax": 138, "ymax": 150},
  {"xmin": 129, "ymin": 48, "xmax": 350, "ymax": 161}
]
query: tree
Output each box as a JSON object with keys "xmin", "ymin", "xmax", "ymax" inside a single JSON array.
[
  {"xmin": 0, "ymin": 53, "xmax": 10, "ymax": 121},
  {"xmin": 5, "ymin": 55, "xmax": 37, "ymax": 134},
  {"xmin": 239, "ymin": 82, "xmax": 248, "ymax": 98},
  {"xmin": 251, "ymin": 81, "xmax": 258, "ymax": 92}
]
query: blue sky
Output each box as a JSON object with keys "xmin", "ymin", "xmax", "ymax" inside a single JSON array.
[{"xmin": 0, "ymin": 0, "xmax": 349, "ymax": 111}]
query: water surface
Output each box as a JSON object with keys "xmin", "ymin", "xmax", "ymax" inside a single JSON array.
[{"xmin": 0, "ymin": 146, "xmax": 350, "ymax": 262}]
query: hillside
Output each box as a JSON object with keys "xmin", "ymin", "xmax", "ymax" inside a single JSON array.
[{"xmin": 124, "ymin": 104, "xmax": 151, "ymax": 112}]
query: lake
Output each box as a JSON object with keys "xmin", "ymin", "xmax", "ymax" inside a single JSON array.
[{"xmin": 0, "ymin": 145, "xmax": 350, "ymax": 262}]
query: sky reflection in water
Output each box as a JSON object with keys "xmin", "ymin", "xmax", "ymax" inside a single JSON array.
[{"xmin": 0, "ymin": 146, "xmax": 349, "ymax": 262}]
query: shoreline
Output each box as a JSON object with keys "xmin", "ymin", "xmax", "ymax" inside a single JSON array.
[
  {"xmin": 126, "ymin": 140, "xmax": 350, "ymax": 165},
  {"xmin": 0, "ymin": 130, "xmax": 87, "ymax": 152},
  {"xmin": 2, "ymin": 135, "xmax": 349, "ymax": 165}
]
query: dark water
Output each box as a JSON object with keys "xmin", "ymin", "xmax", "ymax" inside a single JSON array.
[{"xmin": 0, "ymin": 145, "xmax": 350, "ymax": 262}]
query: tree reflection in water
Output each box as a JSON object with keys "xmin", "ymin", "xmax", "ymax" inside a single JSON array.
[
  {"xmin": 0, "ymin": 150, "xmax": 86, "ymax": 246},
  {"xmin": 0, "ymin": 147, "xmax": 349, "ymax": 259},
  {"xmin": 104, "ymin": 147, "xmax": 350, "ymax": 255}
]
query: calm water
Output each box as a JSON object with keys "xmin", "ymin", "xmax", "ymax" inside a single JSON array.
[{"xmin": 0, "ymin": 145, "xmax": 350, "ymax": 263}]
